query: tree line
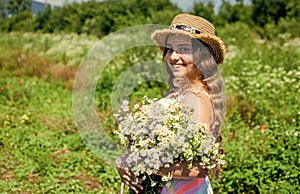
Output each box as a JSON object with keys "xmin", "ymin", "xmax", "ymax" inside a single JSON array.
[{"xmin": 0, "ymin": 0, "xmax": 299, "ymax": 39}]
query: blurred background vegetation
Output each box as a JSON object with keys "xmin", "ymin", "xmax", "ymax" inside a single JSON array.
[
  {"xmin": 0, "ymin": 0, "xmax": 299, "ymax": 193},
  {"xmin": 0, "ymin": 0, "xmax": 299, "ymax": 38}
]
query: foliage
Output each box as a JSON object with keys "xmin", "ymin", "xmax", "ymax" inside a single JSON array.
[
  {"xmin": 250, "ymin": 0, "xmax": 300, "ymax": 38},
  {"xmin": 6, "ymin": 0, "xmax": 30, "ymax": 16},
  {"xmin": 210, "ymin": 22, "xmax": 300, "ymax": 193},
  {"xmin": 0, "ymin": 8, "xmax": 299, "ymax": 193},
  {"xmin": 0, "ymin": 0, "xmax": 6, "ymax": 20},
  {"xmin": 191, "ymin": 2, "xmax": 216, "ymax": 23},
  {"xmin": 32, "ymin": 0, "xmax": 179, "ymax": 37},
  {"xmin": 0, "ymin": 11, "xmax": 35, "ymax": 32},
  {"xmin": 217, "ymin": 2, "xmax": 253, "ymax": 26},
  {"xmin": 213, "ymin": 115, "xmax": 300, "ymax": 193},
  {"xmin": 262, "ymin": 17, "xmax": 300, "ymax": 40},
  {"xmin": 1, "ymin": 0, "xmax": 300, "ymax": 38},
  {"xmin": 0, "ymin": 32, "xmax": 97, "ymax": 67},
  {"xmin": 0, "ymin": 75, "xmax": 120, "ymax": 193},
  {"xmin": 251, "ymin": 0, "xmax": 289, "ymax": 27}
]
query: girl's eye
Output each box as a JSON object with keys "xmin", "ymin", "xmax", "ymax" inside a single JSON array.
[
  {"xmin": 179, "ymin": 47, "xmax": 191, "ymax": 52},
  {"xmin": 165, "ymin": 46, "xmax": 192, "ymax": 54}
]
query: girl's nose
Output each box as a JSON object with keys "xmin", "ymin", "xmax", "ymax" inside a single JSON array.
[{"xmin": 169, "ymin": 50, "xmax": 180, "ymax": 61}]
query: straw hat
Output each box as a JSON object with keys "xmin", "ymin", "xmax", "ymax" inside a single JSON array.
[{"xmin": 151, "ymin": 13, "xmax": 225, "ymax": 64}]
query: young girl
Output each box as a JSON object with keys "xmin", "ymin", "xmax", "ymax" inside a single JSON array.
[{"xmin": 118, "ymin": 13, "xmax": 226, "ymax": 194}]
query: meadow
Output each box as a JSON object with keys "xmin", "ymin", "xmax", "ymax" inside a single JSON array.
[{"xmin": 0, "ymin": 21, "xmax": 299, "ymax": 193}]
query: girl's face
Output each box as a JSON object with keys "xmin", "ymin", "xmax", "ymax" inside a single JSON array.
[{"xmin": 164, "ymin": 35, "xmax": 194, "ymax": 78}]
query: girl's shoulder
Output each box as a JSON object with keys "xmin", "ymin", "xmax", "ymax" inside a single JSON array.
[
  {"xmin": 180, "ymin": 87, "xmax": 211, "ymax": 102},
  {"xmin": 180, "ymin": 89, "xmax": 212, "ymax": 124},
  {"xmin": 163, "ymin": 88, "xmax": 210, "ymax": 101}
]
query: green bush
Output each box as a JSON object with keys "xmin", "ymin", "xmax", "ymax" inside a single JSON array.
[{"xmin": 267, "ymin": 17, "xmax": 300, "ymax": 39}]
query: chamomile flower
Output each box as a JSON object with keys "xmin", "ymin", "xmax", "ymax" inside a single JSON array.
[{"xmin": 114, "ymin": 95, "xmax": 224, "ymax": 187}]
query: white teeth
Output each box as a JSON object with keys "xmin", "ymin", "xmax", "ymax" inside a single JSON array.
[
  {"xmin": 173, "ymin": 64, "xmax": 182, "ymax": 68},
  {"xmin": 169, "ymin": 63, "xmax": 184, "ymax": 68}
]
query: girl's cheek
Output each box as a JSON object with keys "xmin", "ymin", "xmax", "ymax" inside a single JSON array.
[{"xmin": 183, "ymin": 55, "xmax": 193, "ymax": 63}]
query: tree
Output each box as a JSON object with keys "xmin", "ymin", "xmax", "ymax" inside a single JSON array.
[
  {"xmin": 6, "ymin": 0, "xmax": 30, "ymax": 16},
  {"xmin": 191, "ymin": 1, "xmax": 215, "ymax": 23},
  {"xmin": 217, "ymin": 1, "xmax": 253, "ymax": 26},
  {"xmin": 251, "ymin": 0, "xmax": 288, "ymax": 27},
  {"xmin": 35, "ymin": 5, "xmax": 51, "ymax": 32},
  {"xmin": 0, "ymin": 0, "xmax": 181, "ymax": 35},
  {"xmin": 285, "ymin": 0, "xmax": 300, "ymax": 20},
  {"xmin": 0, "ymin": 0, "xmax": 6, "ymax": 20}
]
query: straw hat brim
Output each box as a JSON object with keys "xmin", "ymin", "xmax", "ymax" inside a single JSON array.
[{"xmin": 151, "ymin": 29, "xmax": 225, "ymax": 64}]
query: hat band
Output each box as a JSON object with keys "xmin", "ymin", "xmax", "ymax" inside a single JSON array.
[{"xmin": 169, "ymin": 25, "xmax": 201, "ymax": 34}]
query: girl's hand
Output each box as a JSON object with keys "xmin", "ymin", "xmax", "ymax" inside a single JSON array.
[
  {"xmin": 117, "ymin": 167, "xmax": 143, "ymax": 193},
  {"xmin": 116, "ymin": 158, "xmax": 143, "ymax": 193}
]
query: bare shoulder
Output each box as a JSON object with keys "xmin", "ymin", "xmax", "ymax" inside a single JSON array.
[
  {"xmin": 181, "ymin": 91, "xmax": 212, "ymax": 124},
  {"xmin": 181, "ymin": 91, "xmax": 211, "ymax": 108}
]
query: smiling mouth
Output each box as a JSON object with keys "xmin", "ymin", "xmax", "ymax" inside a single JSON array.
[{"xmin": 172, "ymin": 64, "xmax": 186, "ymax": 69}]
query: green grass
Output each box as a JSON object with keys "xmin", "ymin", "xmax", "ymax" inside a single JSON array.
[{"xmin": 0, "ymin": 76, "xmax": 120, "ymax": 193}]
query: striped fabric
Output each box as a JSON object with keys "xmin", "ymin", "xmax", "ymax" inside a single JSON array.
[{"xmin": 160, "ymin": 177, "xmax": 213, "ymax": 194}]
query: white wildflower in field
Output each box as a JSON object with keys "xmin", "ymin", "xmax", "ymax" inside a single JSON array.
[
  {"xmin": 114, "ymin": 95, "xmax": 225, "ymax": 187},
  {"xmin": 10, "ymin": 33, "xmax": 98, "ymax": 66}
]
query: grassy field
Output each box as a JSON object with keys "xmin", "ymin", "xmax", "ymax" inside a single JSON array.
[
  {"xmin": 0, "ymin": 23, "xmax": 299, "ymax": 193},
  {"xmin": 0, "ymin": 33, "xmax": 120, "ymax": 193}
]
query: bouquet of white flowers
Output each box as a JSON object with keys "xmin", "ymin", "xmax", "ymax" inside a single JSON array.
[{"xmin": 114, "ymin": 95, "xmax": 225, "ymax": 189}]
